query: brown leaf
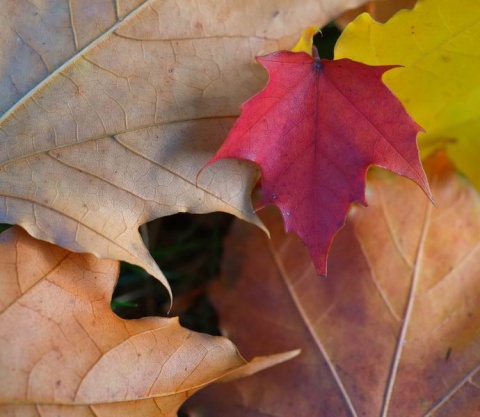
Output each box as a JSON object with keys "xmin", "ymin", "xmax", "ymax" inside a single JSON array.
[
  {"xmin": 185, "ymin": 152, "xmax": 480, "ymax": 416},
  {"xmin": 0, "ymin": 0, "xmax": 370, "ymax": 293},
  {"xmin": 336, "ymin": 0, "xmax": 417, "ymax": 29},
  {"xmin": 0, "ymin": 226, "xmax": 297, "ymax": 416}
]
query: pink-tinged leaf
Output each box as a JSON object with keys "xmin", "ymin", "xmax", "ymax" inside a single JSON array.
[{"xmin": 207, "ymin": 51, "xmax": 432, "ymax": 275}]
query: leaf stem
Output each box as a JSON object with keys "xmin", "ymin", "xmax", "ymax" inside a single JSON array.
[
  {"xmin": 424, "ymin": 363, "xmax": 480, "ymax": 416},
  {"xmin": 267, "ymin": 238, "xmax": 358, "ymax": 417},
  {"xmin": 380, "ymin": 179, "xmax": 435, "ymax": 416}
]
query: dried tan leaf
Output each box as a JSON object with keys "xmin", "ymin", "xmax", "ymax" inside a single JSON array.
[
  {"xmin": 185, "ymin": 152, "xmax": 480, "ymax": 416},
  {"xmin": 0, "ymin": 0, "xmax": 370, "ymax": 293},
  {"xmin": 0, "ymin": 226, "xmax": 297, "ymax": 416}
]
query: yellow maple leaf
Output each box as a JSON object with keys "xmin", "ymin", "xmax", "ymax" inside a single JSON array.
[
  {"xmin": 292, "ymin": 26, "xmax": 320, "ymax": 55},
  {"xmin": 335, "ymin": 0, "xmax": 480, "ymax": 188}
]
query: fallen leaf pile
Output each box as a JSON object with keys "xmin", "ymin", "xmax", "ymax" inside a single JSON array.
[
  {"xmin": 0, "ymin": 0, "xmax": 380, "ymax": 414},
  {"xmin": 1, "ymin": 0, "xmax": 479, "ymax": 415}
]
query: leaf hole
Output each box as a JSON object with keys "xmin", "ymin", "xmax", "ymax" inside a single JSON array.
[{"xmin": 112, "ymin": 212, "xmax": 231, "ymax": 336}]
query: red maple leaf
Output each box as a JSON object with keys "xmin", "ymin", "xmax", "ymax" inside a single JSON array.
[{"xmin": 207, "ymin": 50, "xmax": 432, "ymax": 275}]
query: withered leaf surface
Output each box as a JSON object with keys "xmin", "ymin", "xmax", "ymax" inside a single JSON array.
[{"xmin": 186, "ymin": 152, "xmax": 480, "ymax": 417}]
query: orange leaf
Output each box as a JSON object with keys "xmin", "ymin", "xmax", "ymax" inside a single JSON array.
[{"xmin": 0, "ymin": 227, "xmax": 297, "ymax": 416}]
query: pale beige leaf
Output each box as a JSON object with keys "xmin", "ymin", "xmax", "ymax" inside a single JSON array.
[
  {"xmin": 0, "ymin": 0, "xmax": 144, "ymax": 115},
  {"xmin": 185, "ymin": 152, "xmax": 480, "ymax": 416},
  {"xmin": 0, "ymin": 0, "xmax": 370, "ymax": 292},
  {"xmin": 0, "ymin": 226, "xmax": 296, "ymax": 416}
]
